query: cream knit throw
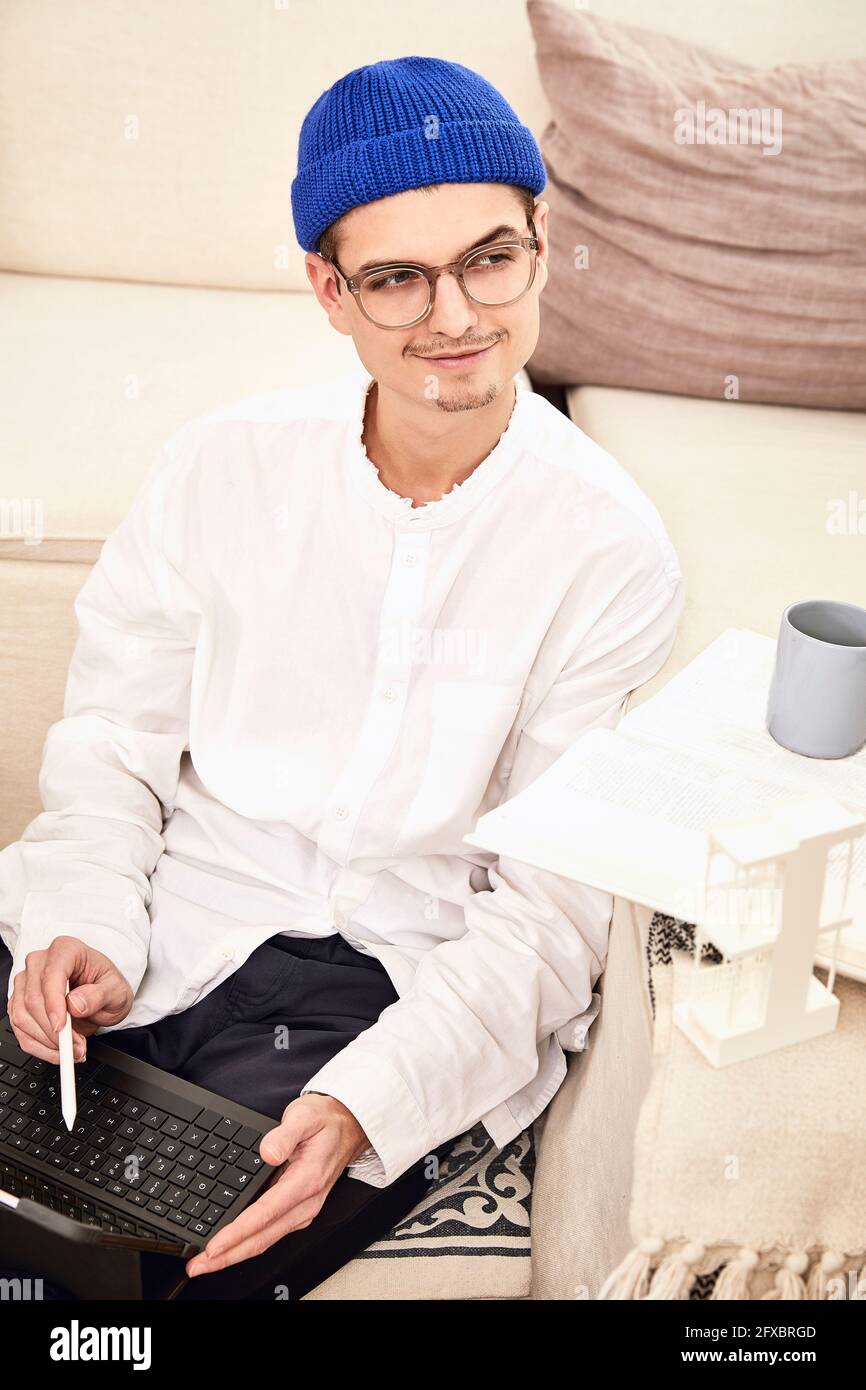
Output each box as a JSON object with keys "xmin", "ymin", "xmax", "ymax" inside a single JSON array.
[{"xmin": 600, "ymin": 921, "xmax": 866, "ymax": 1301}]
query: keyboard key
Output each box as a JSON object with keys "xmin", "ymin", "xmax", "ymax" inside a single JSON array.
[
  {"xmin": 201, "ymin": 1135, "xmax": 227, "ymax": 1157},
  {"xmin": 201, "ymin": 1205, "xmax": 223, "ymax": 1225},
  {"xmin": 121, "ymin": 1099, "xmax": 147, "ymax": 1120},
  {"xmin": 141, "ymin": 1108, "xmax": 166, "ymax": 1129},
  {"xmin": 210, "ymin": 1183, "xmax": 240, "ymax": 1208},
  {"xmin": 178, "ymin": 1147, "xmax": 202, "ymax": 1169},
  {"xmin": 118, "ymin": 1120, "xmax": 141, "ymax": 1142},
  {"xmin": 167, "ymin": 1209, "xmax": 189, "ymax": 1226},
  {"xmin": 189, "ymin": 1175, "xmax": 214, "ymax": 1199},
  {"xmin": 222, "ymin": 1143, "xmax": 242, "ymax": 1166},
  {"xmin": 218, "ymin": 1165, "xmax": 253, "ymax": 1190},
  {"xmin": 138, "ymin": 1128, "xmax": 162, "ymax": 1149},
  {"xmin": 163, "ymin": 1186, "xmax": 186, "ymax": 1208},
  {"xmin": 192, "ymin": 1109, "xmax": 221, "ymax": 1133},
  {"xmin": 180, "ymin": 1126, "xmax": 208, "ymax": 1147},
  {"xmin": 147, "ymin": 1200, "xmax": 169, "ymax": 1218},
  {"xmin": 107, "ymin": 1182, "xmax": 126, "ymax": 1197},
  {"xmin": 168, "ymin": 1167, "xmax": 193, "ymax": 1187},
  {"xmin": 157, "ymin": 1137, "xmax": 182, "ymax": 1160},
  {"xmin": 198, "ymin": 1156, "xmax": 222, "ymax": 1178},
  {"xmin": 102, "ymin": 1090, "xmax": 127, "ymax": 1109},
  {"xmin": 159, "ymin": 1117, "xmax": 185, "ymax": 1138},
  {"xmin": 238, "ymin": 1150, "xmax": 263, "ymax": 1175},
  {"xmin": 142, "ymin": 1176, "xmax": 166, "ymax": 1199},
  {"xmin": 125, "ymin": 1147, "xmax": 151, "ymax": 1171},
  {"xmin": 234, "ymin": 1126, "xmax": 260, "ymax": 1150},
  {"xmin": 213, "ymin": 1117, "xmax": 241, "ymax": 1142},
  {"xmin": 188, "ymin": 1219, "xmax": 209, "ymax": 1237}
]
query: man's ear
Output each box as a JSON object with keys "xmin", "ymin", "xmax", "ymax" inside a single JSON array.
[
  {"xmin": 529, "ymin": 199, "xmax": 550, "ymax": 297},
  {"xmin": 304, "ymin": 252, "xmax": 352, "ymax": 338}
]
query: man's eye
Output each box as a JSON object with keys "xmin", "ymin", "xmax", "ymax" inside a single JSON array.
[
  {"xmin": 472, "ymin": 249, "xmax": 516, "ymax": 269},
  {"xmin": 366, "ymin": 270, "xmax": 415, "ymax": 292}
]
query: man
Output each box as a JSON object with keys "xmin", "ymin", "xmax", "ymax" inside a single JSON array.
[{"xmin": 0, "ymin": 56, "xmax": 684, "ymax": 1297}]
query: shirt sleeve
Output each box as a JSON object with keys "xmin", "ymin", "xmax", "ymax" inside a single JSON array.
[
  {"xmin": 301, "ymin": 555, "xmax": 686, "ymax": 1187},
  {"xmin": 0, "ymin": 433, "xmax": 200, "ymax": 1000}
]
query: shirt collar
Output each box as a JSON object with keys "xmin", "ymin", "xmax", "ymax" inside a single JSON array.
[{"xmin": 345, "ymin": 368, "xmax": 529, "ymax": 530}]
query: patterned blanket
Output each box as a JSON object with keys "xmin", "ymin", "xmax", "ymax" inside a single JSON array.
[{"xmin": 599, "ymin": 909, "xmax": 866, "ymax": 1301}]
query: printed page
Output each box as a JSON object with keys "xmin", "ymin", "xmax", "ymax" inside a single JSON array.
[
  {"xmin": 622, "ymin": 627, "xmax": 866, "ymax": 818},
  {"xmin": 468, "ymin": 724, "xmax": 865, "ymax": 931}
]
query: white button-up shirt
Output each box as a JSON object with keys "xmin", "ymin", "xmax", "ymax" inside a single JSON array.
[{"xmin": 0, "ymin": 366, "xmax": 684, "ymax": 1188}]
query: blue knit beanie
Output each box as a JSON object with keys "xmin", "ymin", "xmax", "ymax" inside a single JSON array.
[{"xmin": 291, "ymin": 56, "xmax": 547, "ymax": 253}]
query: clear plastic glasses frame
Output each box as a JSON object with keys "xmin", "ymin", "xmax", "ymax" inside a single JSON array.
[{"xmin": 328, "ymin": 218, "xmax": 539, "ymax": 329}]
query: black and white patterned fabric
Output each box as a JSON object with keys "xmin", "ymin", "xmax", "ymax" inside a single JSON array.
[{"xmin": 355, "ymin": 1121, "xmax": 534, "ymax": 1264}]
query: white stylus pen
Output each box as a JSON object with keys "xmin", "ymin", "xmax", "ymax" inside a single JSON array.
[{"xmin": 59, "ymin": 980, "xmax": 77, "ymax": 1132}]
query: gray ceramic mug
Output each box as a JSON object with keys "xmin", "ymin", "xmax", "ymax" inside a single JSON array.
[{"xmin": 766, "ymin": 599, "xmax": 866, "ymax": 759}]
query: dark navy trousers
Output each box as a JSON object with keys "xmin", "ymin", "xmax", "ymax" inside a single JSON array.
[{"xmin": 0, "ymin": 932, "xmax": 452, "ymax": 1300}]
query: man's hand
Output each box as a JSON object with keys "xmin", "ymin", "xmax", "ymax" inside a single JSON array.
[
  {"xmin": 7, "ymin": 935, "xmax": 133, "ymax": 1062},
  {"xmin": 185, "ymin": 1093, "xmax": 369, "ymax": 1278}
]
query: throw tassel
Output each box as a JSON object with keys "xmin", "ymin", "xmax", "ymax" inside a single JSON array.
[
  {"xmin": 760, "ymin": 1251, "xmax": 809, "ymax": 1299},
  {"xmin": 806, "ymin": 1251, "xmax": 845, "ymax": 1300},
  {"xmin": 597, "ymin": 1236, "xmax": 665, "ymax": 1299},
  {"xmin": 643, "ymin": 1241, "xmax": 706, "ymax": 1299},
  {"xmin": 710, "ymin": 1248, "xmax": 760, "ymax": 1299}
]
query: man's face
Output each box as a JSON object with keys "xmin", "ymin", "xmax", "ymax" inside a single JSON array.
[{"xmin": 305, "ymin": 182, "xmax": 549, "ymax": 414}]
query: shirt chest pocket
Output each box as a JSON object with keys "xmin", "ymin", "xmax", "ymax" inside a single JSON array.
[{"xmin": 392, "ymin": 681, "xmax": 524, "ymax": 856}]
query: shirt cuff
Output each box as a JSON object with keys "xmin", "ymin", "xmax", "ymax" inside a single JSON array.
[
  {"xmin": 300, "ymin": 1048, "xmax": 434, "ymax": 1188},
  {"xmin": 5, "ymin": 890, "xmax": 149, "ymax": 1002}
]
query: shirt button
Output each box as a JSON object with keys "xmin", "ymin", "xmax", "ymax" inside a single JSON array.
[
  {"xmin": 381, "ymin": 686, "xmax": 397, "ymax": 701},
  {"xmin": 333, "ymin": 909, "xmax": 347, "ymax": 930},
  {"xmin": 220, "ymin": 947, "xmax": 234, "ymax": 961},
  {"xmin": 401, "ymin": 551, "xmax": 417, "ymax": 566},
  {"xmin": 333, "ymin": 805, "xmax": 349, "ymax": 820}
]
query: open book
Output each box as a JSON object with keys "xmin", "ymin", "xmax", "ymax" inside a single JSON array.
[{"xmin": 463, "ymin": 628, "xmax": 866, "ymax": 981}]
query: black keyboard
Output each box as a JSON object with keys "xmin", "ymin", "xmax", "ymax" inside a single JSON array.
[{"xmin": 0, "ymin": 1020, "xmax": 276, "ymax": 1252}]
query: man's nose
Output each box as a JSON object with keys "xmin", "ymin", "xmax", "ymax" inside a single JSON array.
[{"xmin": 424, "ymin": 270, "xmax": 480, "ymax": 339}]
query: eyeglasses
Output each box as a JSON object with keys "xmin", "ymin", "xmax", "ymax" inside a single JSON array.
[{"xmin": 329, "ymin": 219, "xmax": 539, "ymax": 329}]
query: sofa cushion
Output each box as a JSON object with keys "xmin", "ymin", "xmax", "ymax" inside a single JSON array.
[
  {"xmin": 0, "ymin": 271, "xmax": 359, "ymax": 542},
  {"xmin": 303, "ymin": 1123, "xmax": 534, "ymax": 1299},
  {"xmin": 565, "ymin": 384, "xmax": 866, "ymax": 710},
  {"xmin": 526, "ymin": 2, "xmax": 866, "ymax": 407}
]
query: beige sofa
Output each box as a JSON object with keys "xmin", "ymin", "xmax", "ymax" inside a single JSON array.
[{"xmin": 1, "ymin": 0, "xmax": 864, "ymax": 1299}]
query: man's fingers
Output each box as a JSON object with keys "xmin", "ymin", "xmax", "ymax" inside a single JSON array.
[
  {"xmin": 20, "ymin": 959, "xmax": 58, "ymax": 1048},
  {"xmin": 200, "ymin": 1158, "xmax": 321, "ymax": 1263},
  {"xmin": 260, "ymin": 1107, "xmax": 320, "ymax": 1166},
  {"xmin": 9, "ymin": 993, "xmax": 55, "ymax": 1052},
  {"xmin": 9, "ymin": 995, "xmax": 87, "ymax": 1060},
  {"xmin": 5, "ymin": 1023, "xmax": 84, "ymax": 1066},
  {"xmin": 63, "ymin": 982, "xmax": 113, "ymax": 1021},
  {"xmin": 41, "ymin": 939, "xmax": 89, "ymax": 1032},
  {"xmin": 187, "ymin": 1191, "xmax": 322, "ymax": 1276}
]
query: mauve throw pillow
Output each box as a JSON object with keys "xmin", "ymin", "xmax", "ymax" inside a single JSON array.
[{"xmin": 526, "ymin": 1, "xmax": 866, "ymax": 408}]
